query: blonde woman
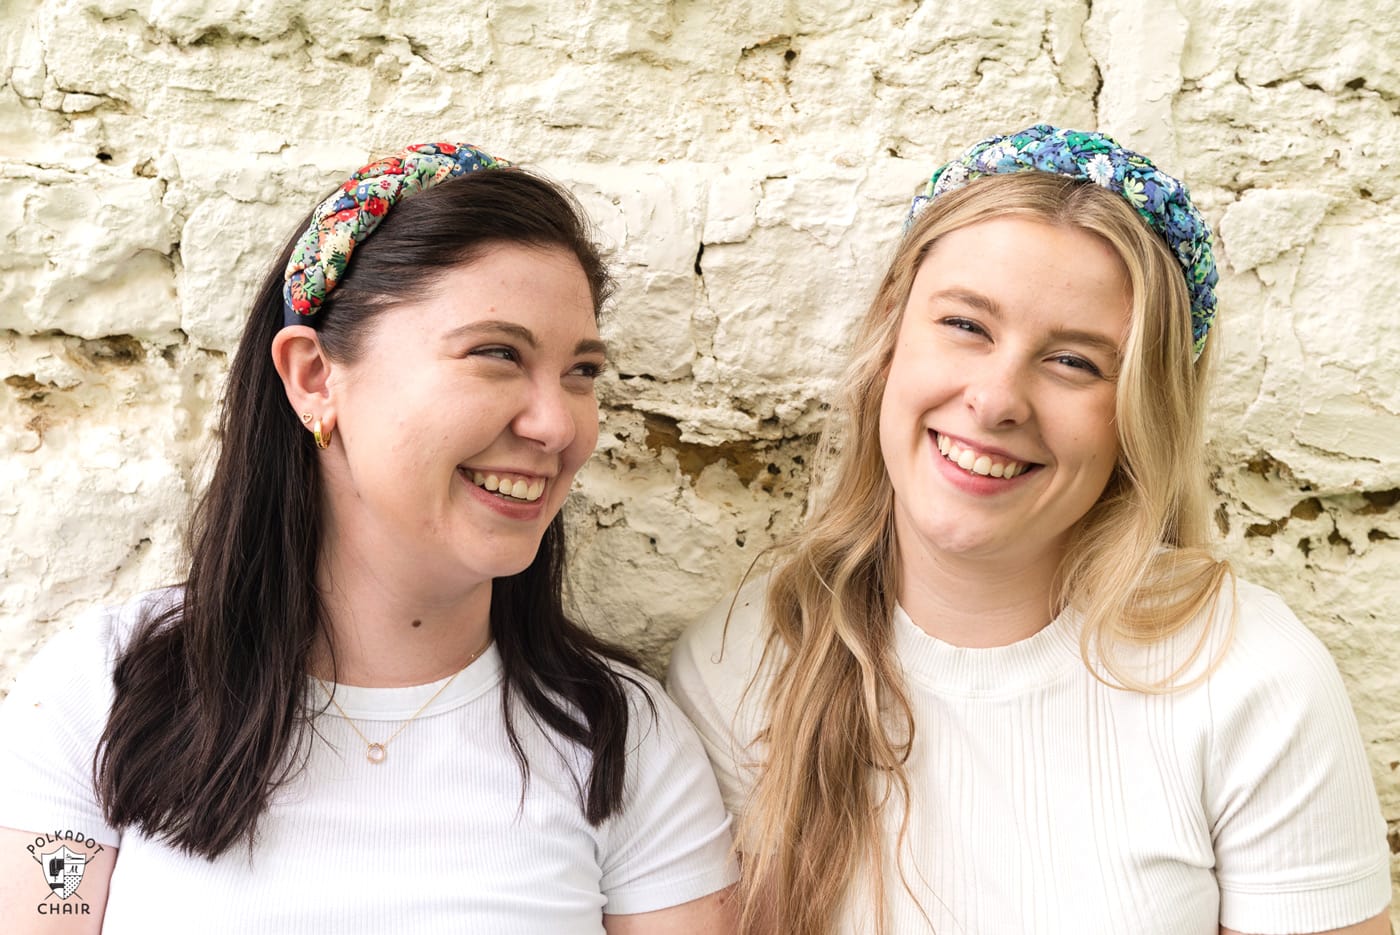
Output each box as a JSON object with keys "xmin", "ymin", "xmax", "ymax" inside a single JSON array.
[{"xmin": 668, "ymin": 126, "xmax": 1390, "ymax": 935}]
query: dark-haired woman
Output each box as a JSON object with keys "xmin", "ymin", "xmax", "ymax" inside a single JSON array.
[{"xmin": 0, "ymin": 143, "xmax": 738, "ymax": 934}]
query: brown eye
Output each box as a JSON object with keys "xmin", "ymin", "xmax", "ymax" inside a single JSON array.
[
  {"xmin": 1050, "ymin": 354, "xmax": 1104, "ymax": 378},
  {"xmin": 941, "ymin": 317, "xmax": 988, "ymax": 337}
]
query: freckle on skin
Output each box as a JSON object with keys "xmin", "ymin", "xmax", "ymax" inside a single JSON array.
[{"xmin": 411, "ymin": 619, "xmax": 422, "ymax": 628}]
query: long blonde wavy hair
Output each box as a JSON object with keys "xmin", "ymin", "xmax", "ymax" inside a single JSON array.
[{"xmin": 737, "ymin": 172, "xmax": 1231, "ymax": 935}]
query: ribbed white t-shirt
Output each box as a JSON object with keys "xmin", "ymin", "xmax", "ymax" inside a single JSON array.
[
  {"xmin": 0, "ymin": 590, "xmax": 738, "ymax": 934},
  {"xmin": 667, "ymin": 575, "xmax": 1390, "ymax": 935}
]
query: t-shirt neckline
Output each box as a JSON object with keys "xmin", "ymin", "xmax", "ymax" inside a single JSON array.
[
  {"xmin": 308, "ymin": 645, "xmax": 503, "ymax": 720},
  {"xmin": 892, "ymin": 603, "xmax": 1082, "ymax": 696}
]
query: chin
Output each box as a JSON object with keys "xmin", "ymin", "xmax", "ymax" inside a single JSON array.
[
  {"xmin": 934, "ymin": 539, "xmax": 1003, "ymax": 559},
  {"xmin": 920, "ymin": 525, "xmax": 1017, "ymax": 560},
  {"xmin": 486, "ymin": 553, "xmax": 543, "ymax": 581}
]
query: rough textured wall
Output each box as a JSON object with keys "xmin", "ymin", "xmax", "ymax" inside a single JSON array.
[{"xmin": 2, "ymin": 0, "xmax": 1397, "ymax": 914}]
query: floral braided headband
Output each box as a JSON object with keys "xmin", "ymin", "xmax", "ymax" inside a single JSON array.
[
  {"xmin": 905, "ymin": 124, "xmax": 1218, "ymax": 360},
  {"xmin": 282, "ymin": 141, "xmax": 510, "ymax": 326}
]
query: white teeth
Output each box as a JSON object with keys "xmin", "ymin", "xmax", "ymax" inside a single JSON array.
[
  {"xmin": 467, "ymin": 471, "xmax": 546, "ymax": 502},
  {"xmin": 936, "ymin": 434, "xmax": 1028, "ymax": 480}
]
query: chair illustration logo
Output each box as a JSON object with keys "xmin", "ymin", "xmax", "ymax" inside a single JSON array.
[
  {"xmin": 38, "ymin": 844, "xmax": 88, "ymax": 898},
  {"xmin": 25, "ymin": 830, "xmax": 105, "ymax": 916}
]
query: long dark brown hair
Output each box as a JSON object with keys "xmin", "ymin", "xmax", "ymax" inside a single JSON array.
[{"xmin": 96, "ymin": 168, "xmax": 646, "ymax": 857}]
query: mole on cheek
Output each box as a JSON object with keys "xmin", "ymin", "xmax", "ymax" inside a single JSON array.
[{"xmin": 411, "ymin": 619, "xmax": 422, "ymax": 628}]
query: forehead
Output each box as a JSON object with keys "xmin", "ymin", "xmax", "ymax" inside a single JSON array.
[
  {"xmin": 381, "ymin": 243, "xmax": 599, "ymax": 343},
  {"xmin": 912, "ymin": 217, "xmax": 1131, "ymax": 315},
  {"xmin": 430, "ymin": 242, "xmax": 593, "ymax": 304}
]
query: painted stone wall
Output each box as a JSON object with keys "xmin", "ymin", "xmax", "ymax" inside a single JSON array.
[{"xmin": 2, "ymin": 0, "xmax": 1397, "ymax": 916}]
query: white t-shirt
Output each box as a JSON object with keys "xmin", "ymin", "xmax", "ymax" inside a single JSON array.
[
  {"xmin": 0, "ymin": 589, "xmax": 737, "ymax": 934},
  {"xmin": 667, "ymin": 575, "xmax": 1390, "ymax": 935}
]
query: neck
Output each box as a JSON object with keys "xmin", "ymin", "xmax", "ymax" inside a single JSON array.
[
  {"xmin": 896, "ymin": 541, "xmax": 1064, "ymax": 649},
  {"xmin": 311, "ymin": 543, "xmax": 493, "ymax": 688}
]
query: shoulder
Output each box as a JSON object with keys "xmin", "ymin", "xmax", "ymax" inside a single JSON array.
[
  {"xmin": 7, "ymin": 587, "xmax": 181, "ymax": 694},
  {"xmin": 1203, "ymin": 576, "xmax": 1350, "ymax": 709},
  {"xmin": 1112, "ymin": 575, "xmax": 1345, "ymax": 703},
  {"xmin": 666, "ymin": 574, "xmax": 772, "ymax": 735},
  {"xmin": 0, "ymin": 589, "xmax": 178, "ymax": 846},
  {"xmin": 1197, "ymin": 575, "xmax": 1374, "ymax": 781},
  {"xmin": 664, "ymin": 575, "xmax": 773, "ymax": 817},
  {"xmin": 603, "ymin": 659, "xmax": 700, "ymax": 750},
  {"xmin": 1195, "ymin": 580, "xmax": 1391, "ymax": 929},
  {"xmin": 668, "ymin": 573, "xmax": 771, "ymax": 708},
  {"xmin": 1222, "ymin": 576, "xmax": 1326, "ymax": 652},
  {"xmin": 0, "ymin": 587, "xmax": 183, "ymax": 746},
  {"xmin": 593, "ymin": 662, "xmax": 741, "ymax": 913},
  {"xmin": 1191, "ymin": 574, "xmax": 1373, "ymax": 801}
]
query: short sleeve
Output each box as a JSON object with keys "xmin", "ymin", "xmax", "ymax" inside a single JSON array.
[
  {"xmin": 596, "ymin": 674, "xmax": 739, "ymax": 916},
  {"xmin": 665, "ymin": 578, "xmax": 770, "ymax": 820},
  {"xmin": 1207, "ymin": 583, "xmax": 1391, "ymax": 933},
  {"xmin": 0, "ymin": 605, "xmax": 124, "ymax": 847}
]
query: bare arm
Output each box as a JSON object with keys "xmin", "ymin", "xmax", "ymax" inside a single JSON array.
[
  {"xmin": 603, "ymin": 885, "xmax": 738, "ymax": 935},
  {"xmin": 0, "ymin": 827, "xmax": 114, "ymax": 934},
  {"xmin": 1221, "ymin": 910, "xmax": 1392, "ymax": 935}
]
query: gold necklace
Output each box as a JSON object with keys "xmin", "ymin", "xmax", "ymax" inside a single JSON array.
[{"xmin": 316, "ymin": 640, "xmax": 491, "ymax": 764}]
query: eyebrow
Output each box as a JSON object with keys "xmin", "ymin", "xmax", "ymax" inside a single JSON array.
[
  {"xmin": 443, "ymin": 319, "xmax": 608, "ymax": 357},
  {"xmin": 927, "ymin": 289, "xmax": 1123, "ymax": 357}
]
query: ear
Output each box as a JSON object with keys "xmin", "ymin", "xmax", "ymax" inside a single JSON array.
[{"xmin": 271, "ymin": 325, "xmax": 338, "ymax": 436}]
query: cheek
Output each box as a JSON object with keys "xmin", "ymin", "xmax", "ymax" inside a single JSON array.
[
  {"xmin": 877, "ymin": 353, "xmax": 927, "ymax": 448},
  {"xmin": 876, "ymin": 384, "xmax": 899, "ymax": 463},
  {"xmin": 1079, "ymin": 396, "xmax": 1122, "ymax": 476},
  {"xmin": 563, "ymin": 399, "xmax": 601, "ymax": 472},
  {"xmin": 881, "ymin": 333, "xmax": 948, "ymax": 414}
]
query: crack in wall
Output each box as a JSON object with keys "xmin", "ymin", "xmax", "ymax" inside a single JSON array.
[{"xmin": 1084, "ymin": 0, "xmax": 1102, "ymax": 118}]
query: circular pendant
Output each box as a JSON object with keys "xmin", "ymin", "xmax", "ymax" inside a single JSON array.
[{"xmin": 366, "ymin": 743, "xmax": 387, "ymax": 764}]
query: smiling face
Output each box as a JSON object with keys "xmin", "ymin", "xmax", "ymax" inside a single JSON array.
[
  {"xmin": 318, "ymin": 243, "xmax": 603, "ymax": 599},
  {"xmin": 878, "ymin": 215, "xmax": 1132, "ymax": 579}
]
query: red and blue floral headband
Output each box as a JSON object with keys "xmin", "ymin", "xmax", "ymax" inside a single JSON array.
[
  {"xmin": 906, "ymin": 125, "xmax": 1218, "ymax": 360},
  {"xmin": 282, "ymin": 142, "xmax": 510, "ymax": 327}
]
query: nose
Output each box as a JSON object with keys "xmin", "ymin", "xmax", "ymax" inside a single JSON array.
[
  {"xmin": 512, "ymin": 379, "xmax": 580, "ymax": 454},
  {"xmin": 965, "ymin": 356, "xmax": 1032, "ymax": 428}
]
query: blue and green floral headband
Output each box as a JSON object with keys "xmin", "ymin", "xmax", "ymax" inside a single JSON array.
[
  {"xmin": 906, "ymin": 125, "xmax": 1218, "ymax": 360},
  {"xmin": 282, "ymin": 142, "xmax": 510, "ymax": 327}
]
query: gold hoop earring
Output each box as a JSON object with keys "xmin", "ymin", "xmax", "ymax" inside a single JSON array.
[{"xmin": 313, "ymin": 418, "xmax": 331, "ymax": 450}]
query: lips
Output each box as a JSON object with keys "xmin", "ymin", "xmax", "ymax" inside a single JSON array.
[{"xmin": 935, "ymin": 432, "xmax": 1035, "ymax": 479}]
